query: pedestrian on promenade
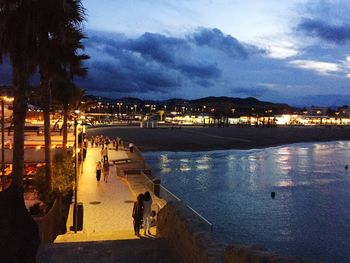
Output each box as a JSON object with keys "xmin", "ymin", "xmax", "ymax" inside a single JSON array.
[
  {"xmin": 100, "ymin": 146, "xmax": 104, "ymax": 161},
  {"xmin": 132, "ymin": 194, "xmax": 144, "ymax": 236},
  {"xmin": 115, "ymin": 138, "xmax": 119, "ymax": 151},
  {"xmin": 103, "ymin": 146, "xmax": 108, "ymax": 162},
  {"xmin": 95, "ymin": 135, "xmax": 99, "ymax": 147},
  {"xmin": 96, "ymin": 161, "xmax": 102, "ymax": 182},
  {"xmin": 103, "ymin": 161, "xmax": 109, "ymax": 183},
  {"xmin": 83, "ymin": 145, "xmax": 87, "ymax": 161},
  {"xmin": 91, "ymin": 136, "xmax": 95, "ymax": 148},
  {"xmin": 105, "ymin": 137, "xmax": 110, "ymax": 148},
  {"xmin": 143, "ymin": 191, "xmax": 153, "ymax": 235}
]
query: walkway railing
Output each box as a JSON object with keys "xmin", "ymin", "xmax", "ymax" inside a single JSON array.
[
  {"xmin": 119, "ymin": 141, "xmax": 214, "ymax": 232},
  {"xmin": 140, "ymin": 170, "xmax": 213, "ymax": 232}
]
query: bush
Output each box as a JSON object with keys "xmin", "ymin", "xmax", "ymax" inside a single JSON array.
[{"xmin": 33, "ymin": 153, "xmax": 74, "ymax": 210}]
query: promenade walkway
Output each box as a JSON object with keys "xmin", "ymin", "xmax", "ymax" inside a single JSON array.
[
  {"xmin": 37, "ymin": 144, "xmax": 176, "ymax": 262},
  {"xmin": 55, "ymin": 146, "xmax": 138, "ymax": 242}
]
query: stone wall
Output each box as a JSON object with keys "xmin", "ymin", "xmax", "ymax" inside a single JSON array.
[
  {"xmin": 157, "ymin": 201, "xmax": 312, "ymax": 263},
  {"xmin": 0, "ymin": 185, "xmax": 40, "ymax": 263},
  {"xmin": 34, "ymin": 196, "xmax": 62, "ymax": 243},
  {"xmin": 156, "ymin": 200, "xmax": 224, "ymax": 263}
]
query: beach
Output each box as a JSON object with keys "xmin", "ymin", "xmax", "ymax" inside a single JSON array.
[{"xmin": 87, "ymin": 126, "xmax": 350, "ymax": 151}]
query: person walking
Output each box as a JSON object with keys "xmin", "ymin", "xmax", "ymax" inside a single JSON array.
[
  {"xmin": 143, "ymin": 191, "xmax": 153, "ymax": 235},
  {"xmin": 103, "ymin": 161, "xmax": 109, "ymax": 183},
  {"xmin": 115, "ymin": 138, "xmax": 119, "ymax": 151},
  {"xmin": 132, "ymin": 194, "xmax": 144, "ymax": 236},
  {"xmin": 91, "ymin": 136, "xmax": 95, "ymax": 148},
  {"xmin": 103, "ymin": 146, "xmax": 108, "ymax": 162},
  {"xmin": 96, "ymin": 161, "xmax": 102, "ymax": 182}
]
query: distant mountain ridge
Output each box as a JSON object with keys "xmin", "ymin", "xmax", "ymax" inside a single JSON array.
[{"xmin": 85, "ymin": 95, "xmax": 288, "ymax": 108}]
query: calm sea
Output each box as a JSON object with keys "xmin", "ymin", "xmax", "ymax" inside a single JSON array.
[{"xmin": 143, "ymin": 141, "xmax": 350, "ymax": 263}]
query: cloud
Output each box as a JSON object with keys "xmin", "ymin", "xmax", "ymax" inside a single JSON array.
[
  {"xmin": 190, "ymin": 28, "xmax": 250, "ymax": 58},
  {"xmin": 125, "ymin": 32, "xmax": 190, "ymax": 64},
  {"xmin": 288, "ymin": 59, "xmax": 341, "ymax": 75},
  {"xmin": 81, "ymin": 28, "xmax": 263, "ymax": 97},
  {"xmin": 297, "ymin": 18, "xmax": 350, "ymax": 43}
]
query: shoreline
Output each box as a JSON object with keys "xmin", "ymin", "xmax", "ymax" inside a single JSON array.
[{"xmin": 87, "ymin": 126, "xmax": 350, "ymax": 152}]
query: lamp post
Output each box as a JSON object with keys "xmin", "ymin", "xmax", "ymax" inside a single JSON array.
[
  {"xmin": 98, "ymin": 102, "xmax": 102, "ymax": 123},
  {"xmin": 80, "ymin": 115, "xmax": 86, "ymax": 174},
  {"xmin": 1, "ymin": 98, "xmax": 5, "ymax": 190},
  {"xmin": 116, "ymin": 102, "xmax": 122, "ymax": 119},
  {"xmin": 73, "ymin": 119, "xmax": 78, "ymax": 233},
  {"xmin": 202, "ymin": 105, "xmax": 206, "ymax": 127}
]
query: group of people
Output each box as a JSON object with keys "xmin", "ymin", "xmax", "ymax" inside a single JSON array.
[
  {"xmin": 90, "ymin": 135, "xmax": 110, "ymax": 148},
  {"xmin": 132, "ymin": 191, "xmax": 153, "ymax": 236},
  {"xmin": 95, "ymin": 160, "xmax": 109, "ymax": 183},
  {"xmin": 90, "ymin": 135, "xmax": 121, "ymax": 151}
]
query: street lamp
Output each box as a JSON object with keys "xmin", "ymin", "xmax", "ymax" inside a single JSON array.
[
  {"xmin": 98, "ymin": 102, "xmax": 102, "ymax": 123},
  {"xmin": 1, "ymin": 98, "xmax": 5, "ymax": 190},
  {"xmin": 73, "ymin": 119, "xmax": 79, "ymax": 233},
  {"xmin": 116, "ymin": 102, "xmax": 123, "ymax": 119},
  {"xmin": 202, "ymin": 105, "xmax": 206, "ymax": 127}
]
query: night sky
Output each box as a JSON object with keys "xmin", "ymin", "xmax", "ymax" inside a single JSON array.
[{"xmin": 2, "ymin": 0, "xmax": 350, "ymax": 106}]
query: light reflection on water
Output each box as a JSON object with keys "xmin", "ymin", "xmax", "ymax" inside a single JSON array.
[{"xmin": 144, "ymin": 141, "xmax": 350, "ymax": 263}]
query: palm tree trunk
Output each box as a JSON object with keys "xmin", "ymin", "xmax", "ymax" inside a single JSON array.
[
  {"xmin": 62, "ymin": 103, "xmax": 69, "ymax": 158},
  {"xmin": 41, "ymin": 75, "xmax": 52, "ymax": 191},
  {"xmin": 12, "ymin": 71, "xmax": 27, "ymax": 189}
]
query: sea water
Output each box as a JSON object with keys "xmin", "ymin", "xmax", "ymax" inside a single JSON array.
[{"xmin": 143, "ymin": 141, "xmax": 350, "ymax": 263}]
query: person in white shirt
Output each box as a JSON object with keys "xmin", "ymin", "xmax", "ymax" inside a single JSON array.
[
  {"xmin": 142, "ymin": 191, "xmax": 153, "ymax": 235},
  {"xmin": 102, "ymin": 146, "xmax": 108, "ymax": 162}
]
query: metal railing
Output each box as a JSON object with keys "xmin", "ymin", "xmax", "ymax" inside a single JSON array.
[{"xmin": 119, "ymin": 142, "xmax": 214, "ymax": 232}]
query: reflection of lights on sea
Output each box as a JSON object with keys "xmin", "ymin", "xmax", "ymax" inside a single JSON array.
[
  {"xmin": 160, "ymin": 154, "xmax": 170, "ymax": 164},
  {"xmin": 160, "ymin": 154, "xmax": 172, "ymax": 173},
  {"xmin": 161, "ymin": 167, "xmax": 171, "ymax": 174},
  {"xmin": 195, "ymin": 155, "xmax": 210, "ymax": 163},
  {"xmin": 195, "ymin": 155, "xmax": 211, "ymax": 171},
  {"xmin": 179, "ymin": 164, "xmax": 191, "ymax": 172},
  {"xmin": 276, "ymin": 179, "xmax": 294, "ymax": 187},
  {"xmin": 196, "ymin": 164, "xmax": 209, "ymax": 171}
]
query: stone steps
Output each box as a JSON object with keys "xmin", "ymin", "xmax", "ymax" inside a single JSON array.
[{"xmin": 37, "ymin": 238, "xmax": 176, "ymax": 263}]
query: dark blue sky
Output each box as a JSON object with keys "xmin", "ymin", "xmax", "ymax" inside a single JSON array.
[{"xmin": 2, "ymin": 0, "xmax": 350, "ymax": 106}]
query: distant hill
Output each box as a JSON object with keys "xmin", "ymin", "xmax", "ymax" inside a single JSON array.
[{"xmin": 83, "ymin": 95, "xmax": 293, "ymax": 113}]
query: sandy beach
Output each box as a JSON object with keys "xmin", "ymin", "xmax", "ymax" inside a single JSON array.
[{"xmin": 87, "ymin": 126, "xmax": 350, "ymax": 152}]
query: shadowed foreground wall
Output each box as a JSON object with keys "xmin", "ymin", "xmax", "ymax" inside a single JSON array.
[
  {"xmin": 156, "ymin": 200, "xmax": 224, "ymax": 263},
  {"xmin": 0, "ymin": 185, "xmax": 40, "ymax": 263}
]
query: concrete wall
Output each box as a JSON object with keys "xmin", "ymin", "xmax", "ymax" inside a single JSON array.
[
  {"xmin": 156, "ymin": 200, "xmax": 224, "ymax": 263},
  {"xmin": 34, "ymin": 197, "xmax": 62, "ymax": 243},
  {"xmin": 157, "ymin": 201, "xmax": 311, "ymax": 263}
]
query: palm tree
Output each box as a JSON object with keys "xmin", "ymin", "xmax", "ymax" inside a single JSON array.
[
  {"xmin": 52, "ymin": 78, "xmax": 86, "ymax": 158},
  {"xmin": 0, "ymin": 1, "xmax": 39, "ymax": 188},
  {"xmin": 37, "ymin": 0, "xmax": 86, "ymax": 191}
]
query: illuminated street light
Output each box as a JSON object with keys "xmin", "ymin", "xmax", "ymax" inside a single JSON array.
[
  {"xmin": 1, "ymin": 98, "xmax": 4, "ymax": 190},
  {"xmin": 73, "ymin": 119, "xmax": 78, "ymax": 233},
  {"xmin": 98, "ymin": 102, "xmax": 102, "ymax": 123}
]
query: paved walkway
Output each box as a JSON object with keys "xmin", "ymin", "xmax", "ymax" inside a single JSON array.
[
  {"xmin": 55, "ymin": 146, "xmax": 140, "ymax": 242},
  {"xmin": 37, "ymin": 144, "xmax": 176, "ymax": 262}
]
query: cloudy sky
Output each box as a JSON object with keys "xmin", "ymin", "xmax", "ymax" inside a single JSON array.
[{"xmin": 3, "ymin": 0, "xmax": 350, "ymax": 106}]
